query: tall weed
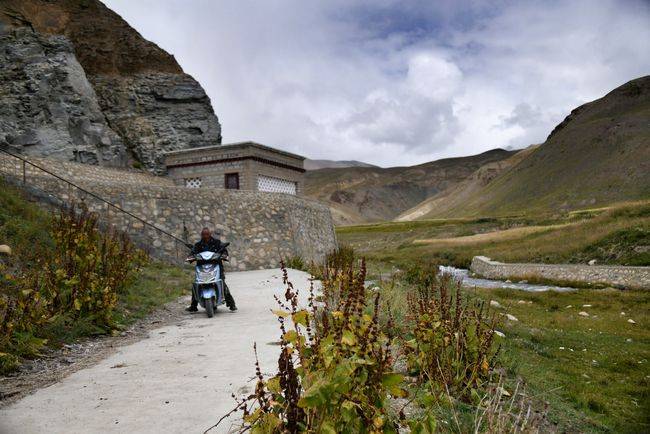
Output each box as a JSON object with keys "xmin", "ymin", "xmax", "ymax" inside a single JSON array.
[
  {"xmin": 405, "ymin": 272, "xmax": 500, "ymax": 403},
  {"xmin": 0, "ymin": 204, "xmax": 147, "ymax": 372},
  {"xmin": 211, "ymin": 259, "xmax": 407, "ymax": 433}
]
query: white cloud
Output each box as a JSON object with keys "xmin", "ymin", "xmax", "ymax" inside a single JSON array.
[{"xmin": 102, "ymin": 0, "xmax": 650, "ymax": 166}]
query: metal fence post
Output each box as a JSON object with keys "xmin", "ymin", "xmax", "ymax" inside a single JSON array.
[{"xmin": 22, "ymin": 160, "xmax": 26, "ymax": 184}]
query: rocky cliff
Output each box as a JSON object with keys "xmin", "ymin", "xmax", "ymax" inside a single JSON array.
[{"xmin": 0, "ymin": 0, "xmax": 221, "ymax": 172}]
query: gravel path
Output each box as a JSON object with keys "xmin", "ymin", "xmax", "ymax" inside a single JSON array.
[{"xmin": 0, "ymin": 268, "xmax": 313, "ymax": 434}]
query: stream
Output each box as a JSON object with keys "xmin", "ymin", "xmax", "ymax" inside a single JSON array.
[{"xmin": 438, "ymin": 265, "xmax": 576, "ymax": 292}]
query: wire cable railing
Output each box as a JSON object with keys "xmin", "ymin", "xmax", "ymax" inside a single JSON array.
[{"xmin": 0, "ymin": 145, "xmax": 192, "ymax": 261}]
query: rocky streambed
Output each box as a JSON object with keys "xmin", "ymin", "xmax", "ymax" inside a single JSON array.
[{"xmin": 438, "ymin": 265, "xmax": 576, "ymax": 292}]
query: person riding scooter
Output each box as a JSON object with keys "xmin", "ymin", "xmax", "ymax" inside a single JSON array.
[{"xmin": 186, "ymin": 227, "xmax": 237, "ymax": 312}]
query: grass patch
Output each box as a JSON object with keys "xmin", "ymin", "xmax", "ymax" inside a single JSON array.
[
  {"xmin": 336, "ymin": 201, "xmax": 650, "ymax": 431},
  {"xmin": 377, "ymin": 278, "xmax": 650, "ymax": 432},
  {"xmin": 338, "ymin": 201, "xmax": 650, "ymax": 269},
  {"xmin": 480, "ymin": 288, "xmax": 650, "ymax": 433},
  {"xmin": 108, "ymin": 262, "xmax": 189, "ymax": 328}
]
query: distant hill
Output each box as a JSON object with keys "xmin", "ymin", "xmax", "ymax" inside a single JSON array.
[
  {"xmin": 303, "ymin": 149, "xmax": 516, "ymax": 225},
  {"xmin": 397, "ymin": 146, "xmax": 539, "ymax": 221},
  {"xmin": 403, "ymin": 76, "xmax": 650, "ymax": 219},
  {"xmin": 304, "ymin": 159, "xmax": 377, "ymax": 171}
]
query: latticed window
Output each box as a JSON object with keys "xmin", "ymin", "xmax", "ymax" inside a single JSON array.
[
  {"xmin": 185, "ymin": 177, "xmax": 202, "ymax": 188},
  {"xmin": 257, "ymin": 175, "xmax": 297, "ymax": 195}
]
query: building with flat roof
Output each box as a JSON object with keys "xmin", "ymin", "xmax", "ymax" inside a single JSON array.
[{"xmin": 164, "ymin": 141, "xmax": 305, "ymax": 195}]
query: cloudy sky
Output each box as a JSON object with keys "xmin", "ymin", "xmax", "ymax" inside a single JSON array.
[{"xmin": 103, "ymin": 0, "xmax": 650, "ymax": 167}]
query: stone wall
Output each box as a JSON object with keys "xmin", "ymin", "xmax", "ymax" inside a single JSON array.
[
  {"xmin": 0, "ymin": 154, "xmax": 337, "ymax": 270},
  {"xmin": 470, "ymin": 256, "xmax": 650, "ymax": 290}
]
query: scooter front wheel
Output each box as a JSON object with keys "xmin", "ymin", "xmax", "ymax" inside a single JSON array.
[{"xmin": 205, "ymin": 299, "xmax": 214, "ymax": 318}]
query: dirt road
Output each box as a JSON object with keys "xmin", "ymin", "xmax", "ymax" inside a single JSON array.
[{"xmin": 0, "ymin": 268, "xmax": 313, "ymax": 434}]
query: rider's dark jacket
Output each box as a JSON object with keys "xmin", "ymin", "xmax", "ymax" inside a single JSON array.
[
  {"xmin": 191, "ymin": 236, "xmax": 228, "ymax": 256},
  {"xmin": 192, "ymin": 236, "xmax": 228, "ymax": 279}
]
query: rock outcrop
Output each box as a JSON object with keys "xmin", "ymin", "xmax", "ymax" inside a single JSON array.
[
  {"xmin": 0, "ymin": 27, "xmax": 125, "ymax": 164},
  {"xmin": 91, "ymin": 74, "xmax": 222, "ymax": 172},
  {"xmin": 0, "ymin": 0, "xmax": 222, "ymax": 173}
]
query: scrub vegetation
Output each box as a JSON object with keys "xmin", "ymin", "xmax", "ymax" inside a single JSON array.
[
  {"xmin": 332, "ymin": 202, "xmax": 650, "ymax": 432},
  {"xmin": 229, "ymin": 244, "xmax": 649, "ymax": 433},
  {"xmin": 378, "ymin": 274, "xmax": 649, "ymax": 433},
  {"xmin": 0, "ymin": 182, "xmax": 188, "ymax": 374},
  {"xmin": 215, "ymin": 251, "xmax": 545, "ymax": 433}
]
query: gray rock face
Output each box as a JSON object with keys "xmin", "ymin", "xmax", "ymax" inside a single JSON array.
[
  {"xmin": 0, "ymin": 28, "xmax": 126, "ymax": 165},
  {"xmin": 91, "ymin": 73, "xmax": 222, "ymax": 174},
  {"xmin": 0, "ymin": 24, "xmax": 222, "ymax": 173}
]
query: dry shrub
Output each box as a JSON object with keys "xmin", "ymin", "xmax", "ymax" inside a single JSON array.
[
  {"xmin": 473, "ymin": 375, "xmax": 547, "ymax": 433},
  {"xmin": 405, "ymin": 273, "xmax": 500, "ymax": 403},
  {"xmin": 0, "ymin": 203, "xmax": 147, "ymax": 372},
  {"xmin": 210, "ymin": 259, "xmax": 407, "ymax": 433},
  {"xmin": 40, "ymin": 204, "xmax": 148, "ymax": 324}
]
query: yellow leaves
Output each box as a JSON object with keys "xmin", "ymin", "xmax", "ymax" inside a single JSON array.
[
  {"xmin": 381, "ymin": 372, "xmax": 407, "ymax": 398},
  {"xmin": 319, "ymin": 422, "xmax": 337, "ymax": 434},
  {"xmin": 381, "ymin": 372, "xmax": 403, "ymax": 387},
  {"xmin": 283, "ymin": 330, "xmax": 298, "ymax": 343},
  {"xmin": 73, "ymin": 298, "xmax": 82, "ymax": 311},
  {"xmin": 481, "ymin": 357, "xmax": 489, "ymax": 374},
  {"xmin": 243, "ymin": 407, "xmax": 262, "ymax": 424},
  {"xmin": 266, "ymin": 376, "xmax": 281, "ymax": 393},
  {"xmin": 341, "ymin": 330, "xmax": 357, "ymax": 346},
  {"xmin": 271, "ymin": 309, "xmax": 290, "ymax": 318},
  {"xmin": 292, "ymin": 309, "xmax": 309, "ymax": 326}
]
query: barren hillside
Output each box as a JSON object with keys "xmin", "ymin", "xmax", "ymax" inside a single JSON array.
[
  {"xmin": 304, "ymin": 149, "xmax": 515, "ymax": 225},
  {"xmin": 397, "ymin": 146, "xmax": 539, "ymax": 221},
  {"xmin": 417, "ymin": 76, "xmax": 650, "ymax": 218}
]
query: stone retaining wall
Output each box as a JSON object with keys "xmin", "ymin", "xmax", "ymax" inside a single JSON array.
[
  {"xmin": 470, "ymin": 256, "xmax": 650, "ymax": 290},
  {"xmin": 0, "ymin": 154, "xmax": 337, "ymax": 270}
]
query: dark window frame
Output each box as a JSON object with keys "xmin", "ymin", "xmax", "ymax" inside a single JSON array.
[{"xmin": 224, "ymin": 172, "xmax": 240, "ymax": 190}]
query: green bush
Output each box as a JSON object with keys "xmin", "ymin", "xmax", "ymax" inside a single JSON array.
[
  {"xmin": 283, "ymin": 255, "xmax": 307, "ymax": 272},
  {"xmin": 325, "ymin": 245, "xmax": 356, "ymax": 270}
]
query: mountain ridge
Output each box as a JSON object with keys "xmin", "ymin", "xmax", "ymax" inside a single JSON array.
[
  {"xmin": 304, "ymin": 159, "xmax": 378, "ymax": 171},
  {"xmin": 304, "ymin": 148, "xmax": 516, "ymax": 225},
  {"xmin": 401, "ymin": 75, "xmax": 650, "ymax": 219}
]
